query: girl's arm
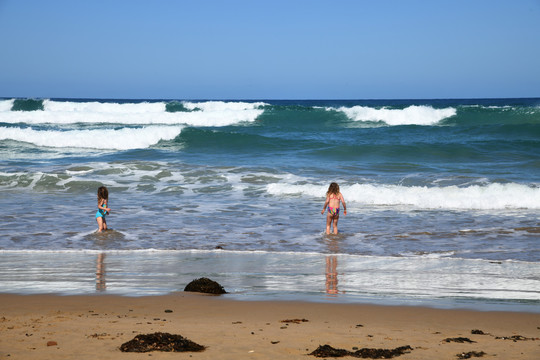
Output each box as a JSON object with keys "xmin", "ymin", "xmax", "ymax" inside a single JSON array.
[
  {"xmin": 321, "ymin": 195, "xmax": 329, "ymax": 214},
  {"xmin": 341, "ymin": 194, "xmax": 347, "ymax": 215},
  {"xmin": 98, "ymin": 200, "xmax": 111, "ymax": 213}
]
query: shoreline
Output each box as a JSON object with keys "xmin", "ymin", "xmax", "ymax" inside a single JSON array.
[
  {"xmin": 1, "ymin": 293, "xmax": 539, "ymax": 359},
  {"xmin": 1, "ymin": 250, "xmax": 539, "ymax": 314}
]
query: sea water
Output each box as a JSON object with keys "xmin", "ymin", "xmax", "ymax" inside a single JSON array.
[{"xmin": 0, "ymin": 98, "xmax": 539, "ymax": 311}]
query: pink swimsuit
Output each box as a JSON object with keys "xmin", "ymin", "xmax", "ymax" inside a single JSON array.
[
  {"xmin": 327, "ymin": 194, "xmax": 340, "ymax": 216},
  {"xmin": 327, "ymin": 206, "xmax": 339, "ymax": 216}
]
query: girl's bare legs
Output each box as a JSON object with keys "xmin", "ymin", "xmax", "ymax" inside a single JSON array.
[
  {"xmin": 332, "ymin": 215, "xmax": 339, "ymax": 234},
  {"xmin": 326, "ymin": 213, "xmax": 339, "ymax": 234},
  {"xmin": 96, "ymin": 217, "xmax": 107, "ymax": 232},
  {"xmin": 325, "ymin": 212, "xmax": 333, "ymax": 234}
]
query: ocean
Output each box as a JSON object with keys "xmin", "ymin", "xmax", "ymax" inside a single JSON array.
[{"xmin": 0, "ymin": 97, "xmax": 539, "ymax": 311}]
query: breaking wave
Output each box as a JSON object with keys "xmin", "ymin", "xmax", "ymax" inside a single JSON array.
[
  {"xmin": 267, "ymin": 182, "xmax": 540, "ymax": 210},
  {"xmin": 0, "ymin": 99, "xmax": 266, "ymax": 126},
  {"xmin": 332, "ymin": 105, "xmax": 457, "ymax": 126},
  {"xmin": 0, "ymin": 126, "xmax": 183, "ymax": 150}
]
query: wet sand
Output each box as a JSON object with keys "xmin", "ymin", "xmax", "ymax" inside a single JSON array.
[{"xmin": 1, "ymin": 293, "xmax": 539, "ymax": 359}]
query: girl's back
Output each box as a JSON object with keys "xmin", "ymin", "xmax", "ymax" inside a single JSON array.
[{"xmin": 327, "ymin": 192, "xmax": 342, "ymax": 208}]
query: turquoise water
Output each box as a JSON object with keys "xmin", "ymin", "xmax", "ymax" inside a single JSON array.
[{"xmin": 0, "ymin": 97, "xmax": 539, "ymax": 308}]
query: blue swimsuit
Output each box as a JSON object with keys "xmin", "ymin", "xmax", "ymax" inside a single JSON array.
[{"xmin": 96, "ymin": 201, "xmax": 108, "ymax": 218}]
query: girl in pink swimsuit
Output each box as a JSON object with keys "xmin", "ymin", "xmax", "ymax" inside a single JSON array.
[{"xmin": 321, "ymin": 182, "xmax": 347, "ymax": 235}]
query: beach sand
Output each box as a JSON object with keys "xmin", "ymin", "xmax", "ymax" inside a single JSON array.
[{"xmin": 1, "ymin": 293, "xmax": 539, "ymax": 359}]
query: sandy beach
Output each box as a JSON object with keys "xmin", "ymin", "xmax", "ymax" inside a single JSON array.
[{"xmin": 1, "ymin": 293, "xmax": 539, "ymax": 359}]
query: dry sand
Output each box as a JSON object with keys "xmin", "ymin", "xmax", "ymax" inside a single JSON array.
[{"xmin": 1, "ymin": 293, "xmax": 539, "ymax": 359}]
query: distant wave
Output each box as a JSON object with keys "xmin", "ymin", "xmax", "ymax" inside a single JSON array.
[
  {"xmin": 3, "ymin": 99, "xmax": 540, "ymax": 128},
  {"xmin": 332, "ymin": 105, "xmax": 457, "ymax": 126},
  {"xmin": 0, "ymin": 125, "xmax": 183, "ymax": 150},
  {"xmin": 267, "ymin": 182, "xmax": 540, "ymax": 210},
  {"xmin": 0, "ymin": 100, "xmax": 265, "ymax": 126}
]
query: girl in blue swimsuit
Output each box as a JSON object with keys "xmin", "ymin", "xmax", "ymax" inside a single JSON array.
[
  {"xmin": 96, "ymin": 186, "xmax": 111, "ymax": 232},
  {"xmin": 321, "ymin": 182, "xmax": 347, "ymax": 235}
]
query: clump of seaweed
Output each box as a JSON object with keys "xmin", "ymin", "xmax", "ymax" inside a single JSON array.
[
  {"xmin": 310, "ymin": 345, "xmax": 350, "ymax": 357},
  {"xmin": 443, "ymin": 337, "xmax": 476, "ymax": 343},
  {"xmin": 119, "ymin": 332, "xmax": 205, "ymax": 353},
  {"xmin": 280, "ymin": 318, "xmax": 309, "ymax": 324},
  {"xmin": 457, "ymin": 351, "xmax": 486, "ymax": 359},
  {"xmin": 494, "ymin": 335, "xmax": 538, "ymax": 341},
  {"xmin": 309, "ymin": 344, "xmax": 413, "ymax": 358},
  {"xmin": 471, "ymin": 330, "xmax": 539, "ymax": 342},
  {"xmin": 471, "ymin": 329, "xmax": 489, "ymax": 335}
]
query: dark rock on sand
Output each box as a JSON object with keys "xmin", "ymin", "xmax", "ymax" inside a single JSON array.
[
  {"xmin": 309, "ymin": 344, "xmax": 413, "ymax": 358},
  {"xmin": 184, "ymin": 277, "xmax": 227, "ymax": 294},
  {"xmin": 120, "ymin": 332, "xmax": 205, "ymax": 353}
]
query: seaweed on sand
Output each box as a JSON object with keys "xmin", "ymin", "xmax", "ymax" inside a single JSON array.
[
  {"xmin": 444, "ymin": 337, "xmax": 476, "ymax": 343},
  {"xmin": 457, "ymin": 351, "xmax": 486, "ymax": 359},
  {"xmin": 309, "ymin": 344, "xmax": 413, "ymax": 358},
  {"xmin": 120, "ymin": 332, "xmax": 205, "ymax": 353}
]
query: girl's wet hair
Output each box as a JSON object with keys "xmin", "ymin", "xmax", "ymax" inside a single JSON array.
[
  {"xmin": 97, "ymin": 186, "xmax": 108, "ymax": 201},
  {"xmin": 326, "ymin": 182, "xmax": 340, "ymax": 195}
]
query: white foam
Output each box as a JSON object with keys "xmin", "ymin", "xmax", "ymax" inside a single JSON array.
[
  {"xmin": 0, "ymin": 171, "xmax": 44, "ymax": 189},
  {"xmin": 183, "ymin": 101, "xmax": 266, "ymax": 112},
  {"xmin": 0, "ymin": 100, "xmax": 265, "ymax": 126},
  {"xmin": 0, "ymin": 125, "xmax": 183, "ymax": 150},
  {"xmin": 267, "ymin": 182, "xmax": 540, "ymax": 210},
  {"xmin": 0, "ymin": 99, "xmax": 14, "ymax": 112},
  {"xmin": 43, "ymin": 100, "xmax": 166, "ymax": 113},
  {"xmin": 333, "ymin": 105, "xmax": 456, "ymax": 125},
  {"xmin": 267, "ymin": 183, "xmax": 324, "ymax": 197}
]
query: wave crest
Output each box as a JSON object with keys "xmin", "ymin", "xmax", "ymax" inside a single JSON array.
[
  {"xmin": 333, "ymin": 105, "xmax": 457, "ymax": 126},
  {"xmin": 0, "ymin": 126, "xmax": 183, "ymax": 150},
  {"xmin": 0, "ymin": 100, "xmax": 265, "ymax": 126},
  {"xmin": 266, "ymin": 182, "xmax": 540, "ymax": 210}
]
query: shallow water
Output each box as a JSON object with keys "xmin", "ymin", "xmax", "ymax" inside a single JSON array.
[{"xmin": 1, "ymin": 98, "xmax": 539, "ymax": 309}]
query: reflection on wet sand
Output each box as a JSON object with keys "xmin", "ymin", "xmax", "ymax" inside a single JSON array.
[
  {"xmin": 325, "ymin": 255, "xmax": 339, "ymax": 295},
  {"xmin": 96, "ymin": 253, "xmax": 106, "ymax": 291},
  {"xmin": 325, "ymin": 236, "xmax": 343, "ymax": 296}
]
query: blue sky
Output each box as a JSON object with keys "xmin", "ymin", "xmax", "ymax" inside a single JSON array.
[{"xmin": 1, "ymin": 0, "xmax": 539, "ymax": 99}]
